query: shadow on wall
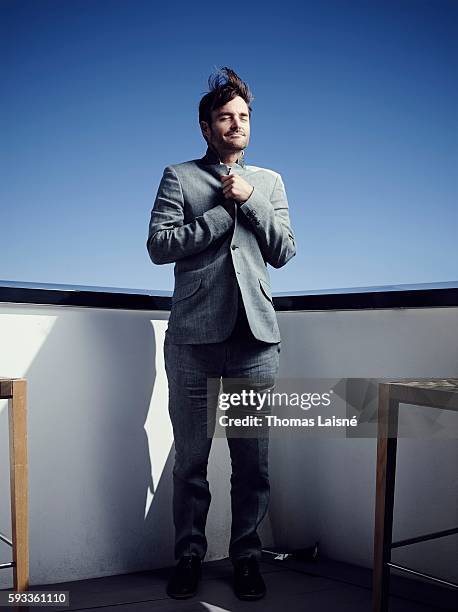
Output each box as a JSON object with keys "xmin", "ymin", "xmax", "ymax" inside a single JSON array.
[{"xmin": 0, "ymin": 309, "xmax": 177, "ymax": 586}]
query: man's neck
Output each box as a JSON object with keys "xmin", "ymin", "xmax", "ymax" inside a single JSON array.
[
  {"xmin": 219, "ymin": 151, "xmax": 241, "ymax": 165},
  {"xmin": 209, "ymin": 143, "xmax": 242, "ymax": 166}
]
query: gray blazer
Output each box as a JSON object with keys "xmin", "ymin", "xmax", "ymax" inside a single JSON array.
[{"xmin": 147, "ymin": 147, "xmax": 296, "ymax": 344}]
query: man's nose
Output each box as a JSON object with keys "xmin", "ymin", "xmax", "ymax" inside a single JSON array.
[{"xmin": 231, "ymin": 116, "xmax": 242, "ymax": 129}]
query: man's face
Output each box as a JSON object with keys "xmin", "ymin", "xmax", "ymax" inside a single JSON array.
[{"xmin": 201, "ymin": 96, "xmax": 251, "ymax": 154}]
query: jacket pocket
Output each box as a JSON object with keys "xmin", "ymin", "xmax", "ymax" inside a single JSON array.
[
  {"xmin": 172, "ymin": 278, "xmax": 202, "ymax": 304},
  {"xmin": 259, "ymin": 278, "xmax": 273, "ymax": 304}
]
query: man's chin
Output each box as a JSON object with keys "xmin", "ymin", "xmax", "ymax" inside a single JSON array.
[{"xmin": 225, "ymin": 140, "xmax": 248, "ymax": 151}]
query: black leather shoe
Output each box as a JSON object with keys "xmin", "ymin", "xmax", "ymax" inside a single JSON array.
[
  {"xmin": 233, "ymin": 557, "xmax": 266, "ymax": 600},
  {"xmin": 166, "ymin": 555, "xmax": 202, "ymax": 599}
]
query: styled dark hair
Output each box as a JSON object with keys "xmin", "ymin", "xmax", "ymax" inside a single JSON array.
[{"xmin": 199, "ymin": 67, "xmax": 254, "ymax": 128}]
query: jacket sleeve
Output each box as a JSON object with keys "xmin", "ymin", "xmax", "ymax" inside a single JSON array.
[
  {"xmin": 147, "ymin": 165, "xmax": 234, "ymax": 265},
  {"xmin": 239, "ymin": 172, "xmax": 296, "ymax": 268}
]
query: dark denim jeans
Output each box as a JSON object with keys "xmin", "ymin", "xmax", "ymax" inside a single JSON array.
[{"xmin": 164, "ymin": 305, "xmax": 281, "ymax": 564}]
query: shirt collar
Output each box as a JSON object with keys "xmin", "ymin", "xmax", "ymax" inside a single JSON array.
[{"xmin": 200, "ymin": 145, "xmax": 246, "ymax": 168}]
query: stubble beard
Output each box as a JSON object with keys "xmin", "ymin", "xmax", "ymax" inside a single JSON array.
[{"xmin": 222, "ymin": 133, "xmax": 248, "ymax": 152}]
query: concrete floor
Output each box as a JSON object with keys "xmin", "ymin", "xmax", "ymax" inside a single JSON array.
[{"xmin": 2, "ymin": 555, "xmax": 456, "ymax": 611}]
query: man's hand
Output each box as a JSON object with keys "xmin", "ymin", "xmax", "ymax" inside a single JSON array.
[{"xmin": 221, "ymin": 174, "xmax": 254, "ymax": 204}]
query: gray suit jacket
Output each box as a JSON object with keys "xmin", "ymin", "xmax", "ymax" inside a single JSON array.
[{"xmin": 147, "ymin": 147, "xmax": 296, "ymax": 344}]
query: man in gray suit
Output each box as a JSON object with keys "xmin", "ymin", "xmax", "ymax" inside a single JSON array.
[{"xmin": 147, "ymin": 67, "xmax": 296, "ymax": 600}]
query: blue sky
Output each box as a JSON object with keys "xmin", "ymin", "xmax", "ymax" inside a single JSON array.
[{"xmin": 2, "ymin": 0, "xmax": 457, "ymax": 293}]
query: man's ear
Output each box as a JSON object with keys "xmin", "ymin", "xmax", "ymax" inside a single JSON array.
[{"xmin": 200, "ymin": 120, "xmax": 210, "ymax": 141}]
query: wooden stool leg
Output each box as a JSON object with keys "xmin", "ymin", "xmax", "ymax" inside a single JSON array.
[
  {"xmin": 8, "ymin": 379, "xmax": 29, "ymax": 591},
  {"xmin": 373, "ymin": 384, "xmax": 399, "ymax": 612}
]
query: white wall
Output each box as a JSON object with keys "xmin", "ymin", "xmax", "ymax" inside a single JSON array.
[
  {"xmin": 270, "ymin": 307, "xmax": 458, "ymax": 585},
  {"xmin": 0, "ymin": 303, "xmax": 457, "ymax": 587}
]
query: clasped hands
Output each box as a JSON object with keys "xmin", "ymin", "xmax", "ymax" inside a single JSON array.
[{"xmin": 221, "ymin": 174, "xmax": 254, "ymax": 204}]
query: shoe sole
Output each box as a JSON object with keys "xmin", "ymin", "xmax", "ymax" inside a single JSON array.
[
  {"xmin": 166, "ymin": 573, "xmax": 201, "ymax": 599},
  {"xmin": 166, "ymin": 590, "xmax": 198, "ymax": 599},
  {"xmin": 234, "ymin": 591, "xmax": 266, "ymax": 601}
]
